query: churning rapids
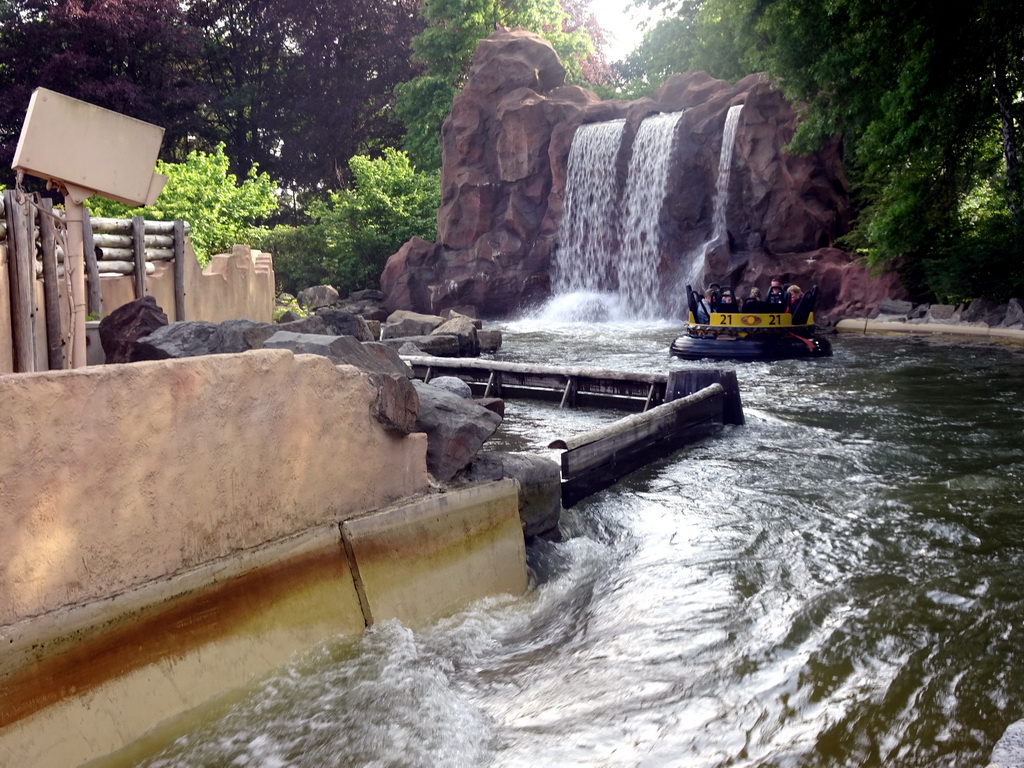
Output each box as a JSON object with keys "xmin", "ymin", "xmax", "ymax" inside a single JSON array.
[{"xmin": 123, "ymin": 316, "xmax": 1024, "ymax": 768}]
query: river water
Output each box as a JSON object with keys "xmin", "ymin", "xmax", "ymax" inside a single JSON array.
[{"xmin": 134, "ymin": 318, "xmax": 1024, "ymax": 768}]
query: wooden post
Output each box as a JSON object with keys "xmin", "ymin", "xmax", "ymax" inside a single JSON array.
[
  {"xmin": 559, "ymin": 376, "xmax": 577, "ymax": 409},
  {"xmin": 172, "ymin": 219, "xmax": 185, "ymax": 321},
  {"xmin": 132, "ymin": 215, "xmax": 146, "ymax": 298},
  {"xmin": 4, "ymin": 190, "xmax": 37, "ymax": 372},
  {"xmin": 63, "ymin": 197, "xmax": 88, "ymax": 368},
  {"xmin": 666, "ymin": 369, "xmax": 744, "ymax": 425},
  {"xmin": 38, "ymin": 199, "xmax": 64, "ymax": 370},
  {"xmin": 82, "ymin": 207, "xmax": 102, "ymax": 318}
]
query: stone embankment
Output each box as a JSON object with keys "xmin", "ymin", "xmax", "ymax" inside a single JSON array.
[{"xmin": 837, "ymin": 297, "xmax": 1024, "ymax": 345}]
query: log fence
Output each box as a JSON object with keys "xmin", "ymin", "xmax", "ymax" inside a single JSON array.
[{"xmin": 1, "ymin": 190, "xmax": 191, "ymax": 372}]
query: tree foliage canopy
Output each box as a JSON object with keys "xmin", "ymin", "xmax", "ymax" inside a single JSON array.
[
  {"xmin": 267, "ymin": 149, "xmax": 440, "ymax": 295},
  {"xmin": 0, "ymin": 0, "xmax": 423, "ymax": 193}
]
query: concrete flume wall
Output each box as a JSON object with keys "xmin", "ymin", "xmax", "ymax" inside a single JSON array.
[
  {"xmin": 0, "ymin": 350, "xmax": 429, "ymax": 624},
  {"xmin": 0, "ymin": 352, "xmax": 528, "ymax": 766}
]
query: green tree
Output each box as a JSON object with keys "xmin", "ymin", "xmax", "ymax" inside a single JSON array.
[
  {"xmin": 266, "ymin": 148, "xmax": 440, "ymax": 295},
  {"xmin": 752, "ymin": 0, "xmax": 1024, "ymax": 300},
  {"xmin": 394, "ymin": 0, "xmax": 594, "ymax": 170},
  {"xmin": 187, "ymin": 0, "xmax": 423, "ymax": 192},
  {"xmin": 0, "ymin": 0, "xmax": 210, "ymax": 184},
  {"xmin": 628, "ymin": 0, "xmax": 1024, "ymax": 301},
  {"xmin": 88, "ymin": 143, "xmax": 277, "ymax": 264},
  {"xmin": 621, "ymin": 0, "xmax": 756, "ymax": 91}
]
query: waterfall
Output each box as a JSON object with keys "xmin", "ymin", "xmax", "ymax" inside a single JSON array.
[
  {"xmin": 712, "ymin": 105, "xmax": 743, "ymax": 241},
  {"xmin": 553, "ymin": 119, "xmax": 625, "ymax": 297},
  {"xmin": 683, "ymin": 104, "xmax": 744, "ymax": 289},
  {"xmin": 617, "ymin": 111, "xmax": 686, "ymax": 319}
]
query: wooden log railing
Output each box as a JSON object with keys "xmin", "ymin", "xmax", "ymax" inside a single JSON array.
[{"xmin": 1, "ymin": 192, "xmax": 191, "ymax": 372}]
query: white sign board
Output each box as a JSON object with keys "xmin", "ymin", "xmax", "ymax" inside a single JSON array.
[{"xmin": 12, "ymin": 88, "xmax": 166, "ymax": 206}]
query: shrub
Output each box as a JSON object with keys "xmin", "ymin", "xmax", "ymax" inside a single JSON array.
[
  {"xmin": 266, "ymin": 148, "xmax": 439, "ymax": 295},
  {"xmin": 87, "ymin": 144, "xmax": 277, "ymax": 265}
]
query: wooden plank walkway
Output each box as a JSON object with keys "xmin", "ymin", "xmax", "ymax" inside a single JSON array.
[{"xmin": 401, "ymin": 355, "xmax": 668, "ymax": 412}]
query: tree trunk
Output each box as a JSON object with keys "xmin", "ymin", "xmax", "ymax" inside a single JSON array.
[{"xmin": 994, "ymin": 59, "xmax": 1021, "ymax": 218}]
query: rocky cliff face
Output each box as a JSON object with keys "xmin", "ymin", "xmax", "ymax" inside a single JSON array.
[{"xmin": 381, "ymin": 28, "xmax": 901, "ymax": 321}]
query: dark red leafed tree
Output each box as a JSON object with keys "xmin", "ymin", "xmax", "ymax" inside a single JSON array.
[
  {"xmin": 187, "ymin": 0, "xmax": 424, "ymax": 191},
  {"xmin": 0, "ymin": 0, "xmax": 210, "ymax": 183}
]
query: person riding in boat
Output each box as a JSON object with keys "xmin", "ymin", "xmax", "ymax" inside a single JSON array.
[
  {"xmin": 694, "ymin": 288, "xmax": 712, "ymax": 323},
  {"xmin": 784, "ymin": 284, "xmax": 803, "ymax": 313},
  {"xmin": 767, "ymin": 279, "xmax": 787, "ymax": 309},
  {"xmin": 718, "ymin": 287, "xmax": 738, "ymax": 312},
  {"xmin": 742, "ymin": 287, "xmax": 766, "ymax": 313},
  {"xmin": 707, "ymin": 283, "xmax": 721, "ymax": 311}
]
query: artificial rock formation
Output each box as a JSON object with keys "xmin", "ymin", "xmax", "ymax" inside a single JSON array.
[{"xmin": 381, "ymin": 27, "xmax": 902, "ymax": 321}]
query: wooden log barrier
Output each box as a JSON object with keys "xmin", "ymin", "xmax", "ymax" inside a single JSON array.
[
  {"xmin": 132, "ymin": 215, "xmax": 146, "ymax": 299},
  {"xmin": 666, "ymin": 369, "xmax": 744, "ymax": 425},
  {"xmin": 82, "ymin": 207, "xmax": 102, "ymax": 318},
  {"xmin": 38, "ymin": 198, "xmax": 64, "ymax": 370},
  {"xmin": 4, "ymin": 189, "xmax": 37, "ymax": 372},
  {"xmin": 550, "ymin": 383, "xmax": 728, "ymax": 508},
  {"xmin": 173, "ymin": 220, "xmax": 186, "ymax": 321}
]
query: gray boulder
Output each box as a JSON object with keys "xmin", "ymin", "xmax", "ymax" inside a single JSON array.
[
  {"xmin": 135, "ymin": 321, "xmax": 219, "ymax": 360},
  {"xmin": 463, "ymin": 451, "xmax": 562, "ymax": 539},
  {"xmin": 429, "ymin": 376, "xmax": 473, "ymax": 398},
  {"xmin": 350, "ymin": 289, "xmax": 385, "ymax": 303},
  {"xmin": 382, "ymin": 310, "xmax": 445, "ymax": 339},
  {"xmin": 906, "ymin": 304, "xmax": 928, "ymax": 320},
  {"xmin": 925, "ymin": 304, "xmax": 957, "ymax": 322},
  {"xmin": 314, "ymin": 309, "xmax": 373, "ymax": 341},
  {"xmin": 379, "ymin": 334, "xmax": 461, "ymax": 357},
  {"xmin": 413, "ymin": 380, "xmax": 502, "ymax": 482},
  {"xmin": 208, "ymin": 318, "xmax": 270, "ymax": 354},
  {"xmin": 263, "ymin": 331, "xmax": 411, "ymax": 377},
  {"xmin": 1003, "ymin": 298, "xmax": 1024, "ymax": 328},
  {"xmin": 297, "ymin": 285, "xmax": 341, "ymax": 310},
  {"xmin": 367, "ymin": 372, "xmax": 420, "ymax": 435},
  {"xmin": 876, "ymin": 298, "xmax": 913, "ymax": 317},
  {"xmin": 431, "ymin": 314, "xmax": 479, "ymax": 356},
  {"xmin": 961, "ymin": 298, "xmax": 1001, "ymax": 324},
  {"xmin": 98, "ymin": 296, "xmax": 168, "ymax": 364}
]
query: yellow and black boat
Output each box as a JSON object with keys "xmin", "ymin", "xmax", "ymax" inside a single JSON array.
[{"xmin": 670, "ymin": 285, "xmax": 833, "ymax": 361}]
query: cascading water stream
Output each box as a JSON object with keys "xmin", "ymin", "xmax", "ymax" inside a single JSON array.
[
  {"xmin": 547, "ymin": 107, "xmax": 743, "ymax": 321},
  {"xmin": 617, "ymin": 111, "xmax": 685, "ymax": 319},
  {"xmin": 552, "ymin": 119, "xmax": 625, "ymax": 301},
  {"xmin": 683, "ymin": 104, "xmax": 744, "ymax": 290}
]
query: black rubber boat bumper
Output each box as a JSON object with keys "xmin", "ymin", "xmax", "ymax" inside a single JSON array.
[{"xmin": 670, "ymin": 330, "xmax": 833, "ymax": 361}]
